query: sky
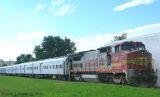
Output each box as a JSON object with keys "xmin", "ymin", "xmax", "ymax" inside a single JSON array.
[{"xmin": 0, "ymin": 0, "xmax": 160, "ymax": 61}]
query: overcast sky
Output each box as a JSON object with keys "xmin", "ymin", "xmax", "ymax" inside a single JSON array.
[{"xmin": 0, "ymin": 0, "xmax": 160, "ymax": 61}]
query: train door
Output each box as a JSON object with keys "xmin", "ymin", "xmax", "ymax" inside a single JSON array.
[
  {"xmin": 69, "ymin": 59, "xmax": 73, "ymax": 70},
  {"xmin": 107, "ymin": 46, "xmax": 112, "ymax": 66},
  {"xmin": 107, "ymin": 53, "xmax": 111, "ymax": 66}
]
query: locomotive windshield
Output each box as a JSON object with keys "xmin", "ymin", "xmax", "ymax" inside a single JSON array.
[
  {"xmin": 122, "ymin": 44, "xmax": 145, "ymax": 51},
  {"xmin": 122, "ymin": 45, "xmax": 135, "ymax": 51},
  {"xmin": 135, "ymin": 45, "xmax": 145, "ymax": 50}
]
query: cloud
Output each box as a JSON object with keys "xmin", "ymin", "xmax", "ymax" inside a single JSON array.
[
  {"xmin": 35, "ymin": 3, "xmax": 45, "ymax": 11},
  {"xmin": 120, "ymin": 23, "xmax": 160, "ymax": 37},
  {"xmin": 0, "ymin": 31, "xmax": 46, "ymax": 61},
  {"xmin": 49, "ymin": 0, "xmax": 76, "ymax": 16},
  {"xmin": 34, "ymin": 0, "xmax": 76, "ymax": 16},
  {"xmin": 48, "ymin": 7, "xmax": 55, "ymax": 13},
  {"xmin": 74, "ymin": 34, "xmax": 114, "ymax": 52},
  {"xmin": 74, "ymin": 23, "xmax": 160, "ymax": 52},
  {"xmin": 114, "ymin": 0, "xmax": 155, "ymax": 11},
  {"xmin": 52, "ymin": 0, "xmax": 64, "ymax": 5},
  {"xmin": 53, "ymin": 4, "xmax": 75, "ymax": 16},
  {"xmin": 16, "ymin": 31, "xmax": 46, "ymax": 41}
]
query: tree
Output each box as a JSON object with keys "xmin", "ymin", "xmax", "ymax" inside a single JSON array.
[
  {"xmin": 16, "ymin": 54, "xmax": 34, "ymax": 64},
  {"xmin": 112, "ymin": 33, "xmax": 127, "ymax": 42},
  {"xmin": 63, "ymin": 37, "xmax": 76, "ymax": 55},
  {"xmin": 34, "ymin": 36, "xmax": 76, "ymax": 60},
  {"xmin": 34, "ymin": 45, "xmax": 46, "ymax": 60}
]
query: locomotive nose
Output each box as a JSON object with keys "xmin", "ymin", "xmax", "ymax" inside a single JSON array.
[{"xmin": 141, "ymin": 50, "xmax": 145, "ymax": 56}]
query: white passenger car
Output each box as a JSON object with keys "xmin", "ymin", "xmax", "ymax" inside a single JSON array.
[
  {"xmin": 0, "ymin": 56, "xmax": 68, "ymax": 80},
  {"xmin": 39, "ymin": 57, "xmax": 66, "ymax": 75}
]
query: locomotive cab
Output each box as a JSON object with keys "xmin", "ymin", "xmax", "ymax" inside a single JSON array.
[{"xmin": 115, "ymin": 41, "xmax": 155, "ymax": 86}]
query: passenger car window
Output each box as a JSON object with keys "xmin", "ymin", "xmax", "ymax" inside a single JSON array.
[{"xmin": 56, "ymin": 65, "xmax": 58, "ymax": 68}]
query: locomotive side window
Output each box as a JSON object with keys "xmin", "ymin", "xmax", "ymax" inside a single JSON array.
[
  {"xmin": 99, "ymin": 48, "xmax": 106, "ymax": 53},
  {"xmin": 115, "ymin": 45, "xmax": 120, "ymax": 52},
  {"xmin": 99, "ymin": 46, "xmax": 111, "ymax": 53},
  {"xmin": 73, "ymin": 56, "xmax": 81, "ymax": 61},
  {"xmin": 111, "ymin": 47, "xmax": 115, "ymax": 53}
]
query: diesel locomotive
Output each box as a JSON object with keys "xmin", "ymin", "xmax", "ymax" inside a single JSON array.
[{"xmin": 68, "ymin": 41, "xmax": 156, "ymax": 86}]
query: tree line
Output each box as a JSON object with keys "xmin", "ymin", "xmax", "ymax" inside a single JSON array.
[
  {"xmin": 16, "ymin": 33, "xmax": 127, "ymax": 64},
  {"xmin": 15, "ymin": 36, "xmax": 76, "ymax": 64}
]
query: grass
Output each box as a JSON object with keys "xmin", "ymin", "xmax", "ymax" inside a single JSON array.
[{"xmin": 0, "ymin": 76, "xmax": 160, "ymax": 97}]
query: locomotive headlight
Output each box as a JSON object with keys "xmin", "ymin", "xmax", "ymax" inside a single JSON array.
[{"xmin": 141, "ymin": 51, "xmax": 144, "ymax": 56}]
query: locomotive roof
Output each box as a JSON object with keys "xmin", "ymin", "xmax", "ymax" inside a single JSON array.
[
  {"xmin": 8, "ymin": 56, "xmax": 66, "ymax": 66},
  {"xmin": 98, "ymin": 41, "xmax": 144, "ymax": 50},
  {"xmin": 35, "ymin": 56, "xmax": 66, "ymax": 63},
  {"xmin": 68, "ymin": 50, "xmax": 96, "ymax": 56}
]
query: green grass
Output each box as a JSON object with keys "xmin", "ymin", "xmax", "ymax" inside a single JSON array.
[{"xmin": 0, "ymin": 76, "xmax": 160, "ymax": 97}]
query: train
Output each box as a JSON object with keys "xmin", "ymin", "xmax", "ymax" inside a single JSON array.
[{"xmin": 0, "ymin": 41, "xmax": 157, "ymax": 86}]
